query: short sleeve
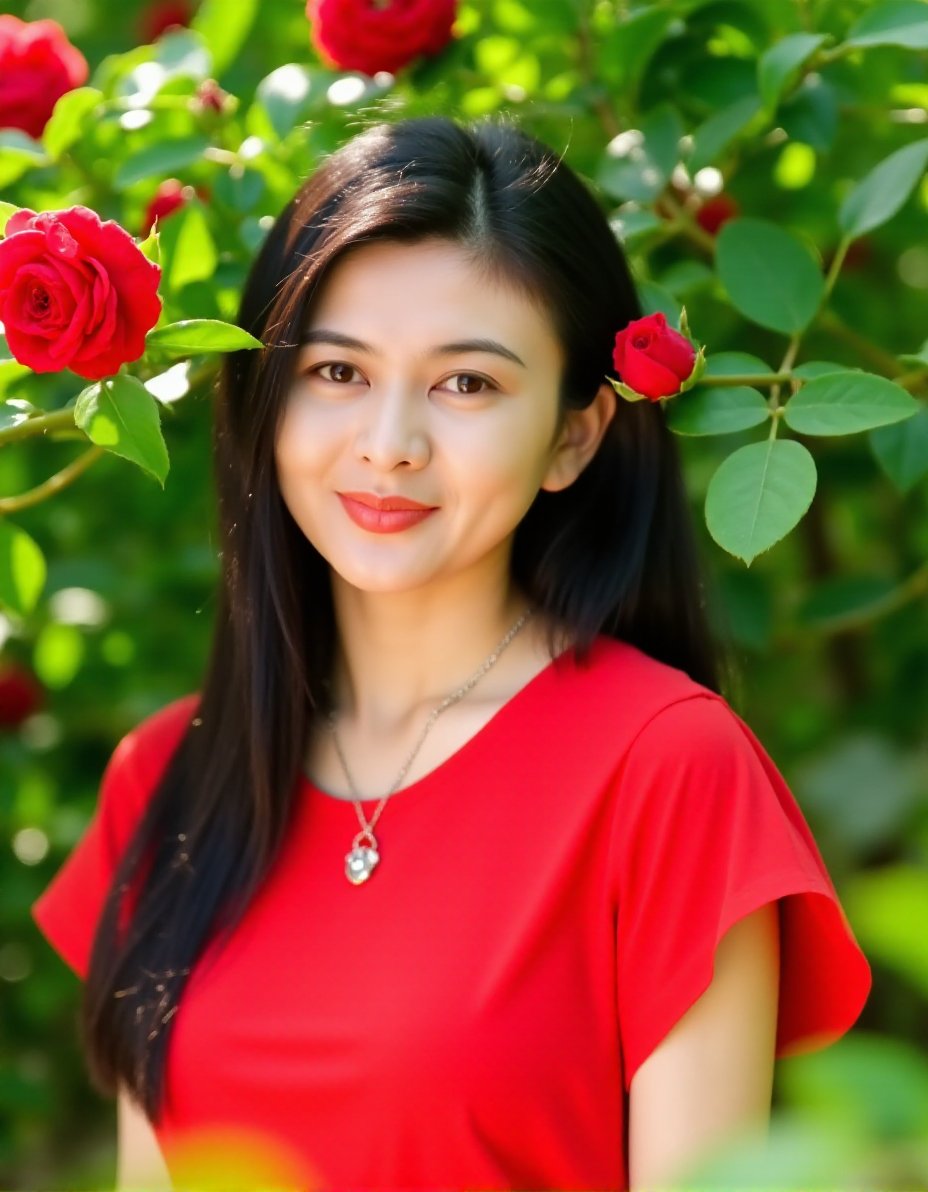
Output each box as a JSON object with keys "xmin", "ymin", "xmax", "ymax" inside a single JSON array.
[
  {"xmin": 610, "ymin": 693, "xmax": 873, "ymax": 1093},
  {"xmin": 30, "ymin": 695, "xmax": 197, "ymax": 981}
]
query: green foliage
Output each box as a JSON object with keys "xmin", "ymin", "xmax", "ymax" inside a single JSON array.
[{"xmin": 2, "ymin": 0, "xmax": 926, "ymax": 1186}]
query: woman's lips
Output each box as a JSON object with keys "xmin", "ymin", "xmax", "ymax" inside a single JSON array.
[{"xmin": 337, "ymin": 493, "xmax": 438, "ymax": 533}]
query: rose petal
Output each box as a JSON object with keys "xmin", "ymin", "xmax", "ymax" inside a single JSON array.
[
  {"xmin": 620, "ymin": 341, "xmax": 685, "ymax": 399},
  {"xmin": 5, "ymin": 263, "xmax": 75, "ymax": 340}
]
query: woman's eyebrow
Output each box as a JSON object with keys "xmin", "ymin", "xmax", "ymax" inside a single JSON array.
[{"xmin": 299, "ymin": 328, "xmax": 527, "ymax": 369}]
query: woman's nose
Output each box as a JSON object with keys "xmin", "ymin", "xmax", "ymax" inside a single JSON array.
[{"xmin": 355, "ymin": 387, "xmax": 430, "ymax": 470}]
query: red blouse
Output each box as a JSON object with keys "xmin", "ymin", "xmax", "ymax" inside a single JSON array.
[{"xmin": 31, "ymin": 635, "xmax": 872, "ymax": 1190}]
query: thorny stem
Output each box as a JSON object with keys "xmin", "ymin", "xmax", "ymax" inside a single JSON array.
[
  {"xmin": 0, "ymin": 407, "xmax": 77, "ymax": 446},
  {"xmin": 0, "ymin": 445, "xmax": 105, "ymax": 513}
]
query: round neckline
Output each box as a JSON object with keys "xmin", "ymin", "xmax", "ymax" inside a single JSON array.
[{"xmin": 300, "ymin": 637, "xmax": 592, "ymax": 808}]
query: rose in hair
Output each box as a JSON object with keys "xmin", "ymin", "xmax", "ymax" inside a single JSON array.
[
  {"xmin": 610, "ymin": 311, "xmax": 703, "ymax": 402},
  {"xmin": 0, "ymin": 206, "xmax": 162, "ymax": 380},
  {"xmin": 0, "ymin": 15, "xmax": 88, "ymax": 140},
  {"xmin": 306, "ymin": 0, "xmax": 457, "ymax": 76}
]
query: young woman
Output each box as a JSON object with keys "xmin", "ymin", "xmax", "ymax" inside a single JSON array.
[{"xmin": 32, "ymin": 114, "xmax": 872, "ymax": 1191}]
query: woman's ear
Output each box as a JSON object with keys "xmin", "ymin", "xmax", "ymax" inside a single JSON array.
[{"xmin": 541, "ymin": 381, "xmax": 617, "ymax": 493}]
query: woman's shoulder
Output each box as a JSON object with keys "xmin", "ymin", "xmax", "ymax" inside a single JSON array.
[
  {"xmin": 535, "ymin": 634, "xmax": 734, "ymax": 769},
  {"xmin": 559, "ymin": 633, "xmax": 716, "ymax": 710}
]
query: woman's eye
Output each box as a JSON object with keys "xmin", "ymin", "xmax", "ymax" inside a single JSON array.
[
  {"xmin": 313, "ymin": 362, "xmax": 359, "ymax": 384},
  {"xmin": 441, "ymin": 373, "xmax": 495, "ymax": 396}
]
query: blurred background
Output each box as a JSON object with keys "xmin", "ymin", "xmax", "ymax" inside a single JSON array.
[{"xmin": 1, "ymin": 0, "xmax": 927, "ymax": 1186}]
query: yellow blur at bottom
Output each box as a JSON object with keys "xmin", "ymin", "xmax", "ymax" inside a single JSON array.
[{"xmin": 165, "ymin": 1123, "xmax": 322, "ymax": 1191}]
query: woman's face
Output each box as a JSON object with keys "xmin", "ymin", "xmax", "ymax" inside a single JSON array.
[{"xmin": 274, "ymin": 237, "xmax": 571, "ymax": 597}]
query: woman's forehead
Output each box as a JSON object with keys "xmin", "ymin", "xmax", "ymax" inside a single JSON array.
[{"xmin": 301, "ymin": 239, "xmax": 560, "ymax": 358}]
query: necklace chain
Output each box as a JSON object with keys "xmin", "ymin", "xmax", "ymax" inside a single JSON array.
[{"xmin": 327, "ymin": 606, "xmax": 535, "ymax": 841}]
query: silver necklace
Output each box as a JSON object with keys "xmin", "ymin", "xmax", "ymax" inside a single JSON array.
[{"xmin": 327, "ymin": 606, "xmax": 535, "ymax": 885}]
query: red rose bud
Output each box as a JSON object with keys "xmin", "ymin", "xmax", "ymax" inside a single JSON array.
[
  {"xmin": 141, "ymin": 178, "xmax": 200, "ymax": 237},
  {"xmin": 0, "ymin": 15, "xmax": 89, "ymax": 140},
  {"xmin": 695, "ymin": 193, "xmax": 740, "ymax": 236},
  {"xmin": 610, "ymin": 310, "xmax": 703, "ymax": 402},
  {"xmin": 195, "ymin": 79, "xmax": 230, "ymax": 114},
  {"xmin": 307, "ymin": 0, "xmax": 457, "ymax": 76},
  {"xmin": 139, "ymin": 0, "xmax": 193, "ymax": 43},
  {"xmin": 0, "ymin": 659, "xmax": 44, "ymax": 728},
  {"xmin": 0, "ymin": 205, "xmax": 162, "ymax": 380}
]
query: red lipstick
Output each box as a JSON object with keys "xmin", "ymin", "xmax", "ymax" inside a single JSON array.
[{"xmin": 337, "ymin": 492, "xmax": 438, "ymax": 533}]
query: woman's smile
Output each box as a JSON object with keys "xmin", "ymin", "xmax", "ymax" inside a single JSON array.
[{"xmin": 337, "ymin": 493, "xmax": 439, "ymax": 534}]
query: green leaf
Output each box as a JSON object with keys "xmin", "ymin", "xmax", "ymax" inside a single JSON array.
[
  {"xmin": 0, "ymin": 399, "xmax": 39, "ymax": 432},
  {"xmin": 595, "ymin": 6, "xmax": 675, "ymax": 95},
  {"xmin": 757, "ymin": 33, "xmax": 828, "ymax": 109},
  {"xmin": 114, "ymin": 135, "xmax": 210, "ymax": 189},
  {"xmin": 715, "ymin": 217, "xmax": 824, "ymax": 334},
  {"xmin": 705, "ymin": 439, "xmax": 817, "ymax": 565},
  {"xmin": 608, "ymin": 207, "xmax": 662, "ymax": 248},
  {"xmin": 73, "ymin": 376, "xmax": 169, "ymax": 486},
  {"xmin": 33, "ymin": 622, "xmax": 85, "ymax": 689},
  {"xmin": 869, "ymin": 407, "xmax": 928, "ymax": 493},
  {"xmin": 151, "ymin": 28, "xmax": 212, "ymax": 80},
  {"xmin": 213, "ymin": 166, "xmax": 265, "ymax": 213},
  {"xmin": 792, "ymin": 360, "xmax": 860, "ymax": 379},
  {"xmin": 159, "ymin": 202, "xmax": 217, "ymax": 291},
  {"xmin": 838, "ymin": 137, "xmax": 928, "ymax": 238},
  {"xmin": 783, "ymin": 371, "xmax": 919, "ymax": 435},
  {"xmin": 845, "ymin": 0, "xmax": 928, "ymax": 49},
  {"xmin": 255, "ymin": 64, "xmax": 316, "ymax": 140},
  {"xmin": 0, "ymin": 130, "xmax": 48, "ymax": 187},
  {"xmin": 191, "ymin": 0, "xmax": 258, "ymax": 76},
  {"xmin": 636, "ymin": 280, "xmax": 682, "ymax": 326},
  {"xmin": 666, "ymin": 386, "xmax": 770, "ymax": 436},
  {"xmin": 596, "ymin": 103, "xmax": 684, "ymax": 203},
  {"xmin": 655, "ymin": 259, "xmax": 715, "ymax": 297},
  {"xmin": 0, "ymin": 200, "xmax": 22, "ymax": 236},
  {"xmin": 138, "ymin": 225, "xmax": 160, "ymax": 265},
  {"xmin": 703, "ymin": 352, "xmax": 773, "ymax": 379},
  {"xmin": 42, "ymin": 87, "xmax": 104, "ymax": 161},
  {"xmin": 146, "ymin": 319, "xmax": 263, "ymax": 353},
  {"xmin": 0, "ymin": 518, "xmax": 46, "ymax": 617},
  {"xmin": 778, "ymin": 75, "xmax": 839, "ymax": 152},
  {"xmin": 686, "ymin": 94, "xmax": 763, "ymax": 174}
]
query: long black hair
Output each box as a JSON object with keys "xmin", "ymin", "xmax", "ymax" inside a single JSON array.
[{"xmin": 79, "ymin": 113, "xmax": 734, "ymax": 1121}]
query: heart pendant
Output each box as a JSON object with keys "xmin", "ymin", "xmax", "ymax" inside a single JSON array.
[{"xmin": 345, "ymin": 843, "xmax": 379, "ymax": 884}]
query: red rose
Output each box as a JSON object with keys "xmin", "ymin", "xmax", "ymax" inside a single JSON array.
[
  {"xmin": 612, "ymin": 312, "xmax": 697, "ymax": 401},
  {"xmin": 307, "ymin": 0, "xmax": 457, "ymax": 76},
  {"xmin": 0, "ymin": 15, "xmax": 88, "ymax": 140},
  {"xmin": 139, "ymin": 0, "xmax": 193, "ymax": 44},
  {"xmin": 695, "ymin": 193, "xmax": 740, "ymax": 236},
  {"xmin": 0, "ymin": 206, "xmax": 162, "ymax": 381},
  {"xmin": 140, "ymin": 178, "xmax": 212, "ymax": 237},
  {"xmin": 0, "ymin": 659, "xmax": 43, "ymax": 729}
]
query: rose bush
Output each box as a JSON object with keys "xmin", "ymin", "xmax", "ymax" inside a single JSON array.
[
  {"xmin": 0, "ymin": 658, "xmax": 44, "ymax": 728},
  {"xmin": 0, "ymin": 15, "xmax": 88, "ymax": 139},
  {"xmin": 0, "ymin": 205, "xmax": 162, "ymax": 381},
  {"xmin": 306, "ymin": 0, "xmax": 457, "ymax": 76},
  {"xmin": 611, "ymin": 312, "xmax": 699, "ymax": 401}
]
